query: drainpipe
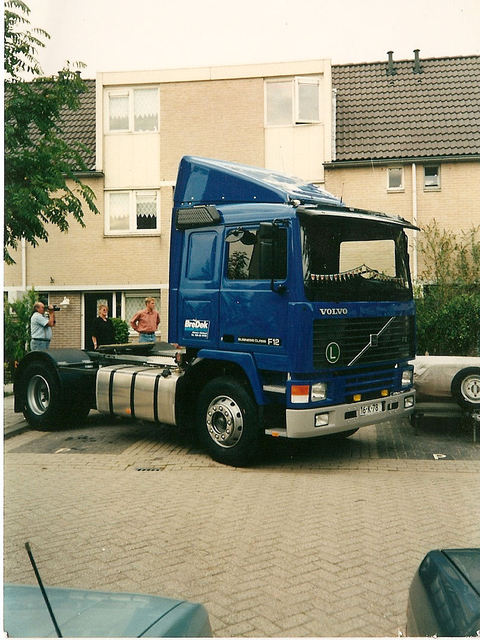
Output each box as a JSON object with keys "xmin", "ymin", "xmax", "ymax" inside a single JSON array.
[
  {"xmin": 331, "ymin": 88, "xmax": 337, "ymax": 162},
  {"xmin": 411, "ymin": 163, "xmax": 418, "ymax": 282}
]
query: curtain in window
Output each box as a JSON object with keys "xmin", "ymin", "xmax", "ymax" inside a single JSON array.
[
  {"xmin": 136, "ymin": 193, "xmax": 157, "ymax": 230},
  {"xmin": 134, "ymin": 89, "xmax": 158, "ymax": 132},
  {"xmin": 109, "ymin": 193, "xmax": 130, "ymax": 231},
  {"xmin": 109, "ymin": 95, "xmax": 129, "ymax": 130}
]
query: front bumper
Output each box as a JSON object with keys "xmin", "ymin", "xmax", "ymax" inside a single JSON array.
[{"xmin": 266, "ymin": 389, "xmax": 415, "ymax": 439}]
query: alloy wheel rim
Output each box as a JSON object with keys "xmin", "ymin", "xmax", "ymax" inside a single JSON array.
[
  {"xmin": 27, "ymin": 375, "xmax": 51, "ymax": 415},
  {"xmin": 206, "ymin": 395, "xmax": 244, "ymax": 448}
]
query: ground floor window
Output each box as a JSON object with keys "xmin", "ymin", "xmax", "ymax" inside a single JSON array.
[{"xmin": 124, "ymin": 291, "xmax": 161, "ymax": 336}]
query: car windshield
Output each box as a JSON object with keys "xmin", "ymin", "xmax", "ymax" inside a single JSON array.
[{"xmin": 300, "ymin": 212, "xmax": 413, "ymax": 302}]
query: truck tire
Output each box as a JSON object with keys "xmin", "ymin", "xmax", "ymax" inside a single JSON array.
[
  {"xmin": 451, "ymin": 367, "xmax": 480, "ymax": 410},
  {"xmin": 197, "ymin": 376, "xmax": 261, "ymax": 466},
  {"xmin": 22, "ymin": 363, "xmax": 66, "ymax": 429}
]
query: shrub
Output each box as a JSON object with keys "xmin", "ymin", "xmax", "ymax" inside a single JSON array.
[
  {"xmin": 4, "ymin": 288, "xmax": 37, "ymax": 380},
  {"xmin": 416, "ymin": 221, "xmax": 480, "ymax": 356},
  {"xmin": 111, "ymin": 317, "xmax": 129, "ymax": 344}
]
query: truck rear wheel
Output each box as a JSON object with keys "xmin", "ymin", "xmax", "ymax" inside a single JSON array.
[
  {"xmin": 22, "ymin": 363, "xmax": 65, "ymax": 429},
  {"xmin": 197, "ymin": 377, "xmax": 261, "ymax": 466}
]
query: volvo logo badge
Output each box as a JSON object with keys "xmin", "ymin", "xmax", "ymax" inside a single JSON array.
[{"xmin": 326, "ymin": 342, "xmax": 341, "ymax": 364}]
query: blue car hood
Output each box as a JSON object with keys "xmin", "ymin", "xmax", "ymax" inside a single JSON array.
[{"xmin": 4, "ymin": 584, "xmax": 212, "ymax": 637}]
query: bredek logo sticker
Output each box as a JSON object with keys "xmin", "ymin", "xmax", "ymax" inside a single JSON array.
[{"xmin": 184, "ymin": 319, "xmax": 210, "ymax": 339}]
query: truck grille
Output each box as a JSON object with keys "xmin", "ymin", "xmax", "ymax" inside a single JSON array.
[{"xmin": 313, "ymin": 315, "xmax": 415, "ymax": 368}]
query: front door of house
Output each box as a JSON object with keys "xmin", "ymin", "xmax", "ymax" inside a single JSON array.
[{"xmin": 84, "ymin": 292, "xmax": 113, "ymax": 350}]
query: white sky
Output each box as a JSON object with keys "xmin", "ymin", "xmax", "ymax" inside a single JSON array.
[{"xmin": 25, "ymin": 0, "xmax": 480, "ymax": 78}]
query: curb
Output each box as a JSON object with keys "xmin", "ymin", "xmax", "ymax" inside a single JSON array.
[{"xmin": 5, "ymin": 423, "xmax": 30, "ymax": 440}]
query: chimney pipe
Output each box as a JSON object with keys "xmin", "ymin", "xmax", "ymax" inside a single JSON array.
[
  {"xmin": 413, "ymin": 49, "xmax": 422, "ymax": 74},
  {"xmin": 386, "ymin": 51, "xmax": 397, "ymax": 76}
]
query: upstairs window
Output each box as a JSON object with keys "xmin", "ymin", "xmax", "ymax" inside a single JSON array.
[
  {"xmin": 107, "ymin": 87, "xmax": 159, "ymax": 132},
  {"xmin": 387, "ymin": 167, "xmax": 404, "ymax": 191},
  {"xmin": 106, "ymin": 190, "xmax": 160, "ymax": 235},
  {"xmin": 265, "ymin": 77, "xmax": 320, "ymax": 126},
  {"xmin": 424, "ymin": 165, "xmax": 440, "ymax": 189}
]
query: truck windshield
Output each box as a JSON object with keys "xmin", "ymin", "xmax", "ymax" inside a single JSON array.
[{"xmin": 300, "ymin": 213, "xmax": 413, "ymax": 302}]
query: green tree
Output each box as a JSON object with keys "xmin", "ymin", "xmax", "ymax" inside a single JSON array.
[
  {"xmin": 416, "ymin": 220, "xmax": 480, "ymax": 356},
  {"xmin": 3, "ymin": 287, "xmax": 37, "ymax": 380},
  {"xmin": 4, "ymin": 0, "xmax": 99, "ymax": 265}
]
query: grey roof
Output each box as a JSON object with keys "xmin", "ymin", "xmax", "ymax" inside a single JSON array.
[
  {"xmin": 331, "ymin": 55, "xmax": 480, "ymax": 163},
  {"xmin": 57, "ymin": 78, "xmax": 96, "ymax": 171}
]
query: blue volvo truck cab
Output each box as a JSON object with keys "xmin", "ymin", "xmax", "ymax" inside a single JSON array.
[
  {"xmin": 14, "ymin": 156, "xmax": 416, "ymax": 466},
  {"xmin": 168, "ymin": 156, "xmax": 416, "ymax": 463}
]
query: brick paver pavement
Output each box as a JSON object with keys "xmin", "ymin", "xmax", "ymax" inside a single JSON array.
[{"xmin": 4, "ymin": 418, "xmax": 480, "ymax": 637}]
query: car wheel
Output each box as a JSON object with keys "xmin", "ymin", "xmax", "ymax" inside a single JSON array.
[
  {"xmin": 22, "ymin": 363, "xmax": 65, "ymax": 429},
  {"xmin": 197, "ymin": 376, "xmax": 261, "ymax": 466},
  {"xmin": 451, "ymin": 367, "xmax": 480, "ymax": 410}
]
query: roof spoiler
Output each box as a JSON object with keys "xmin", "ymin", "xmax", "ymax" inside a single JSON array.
[{"xmin": 174, "ymin": 156, "xmax": 343, "ymax": 208}]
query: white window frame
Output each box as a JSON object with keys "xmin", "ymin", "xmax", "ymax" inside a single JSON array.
[
  {"xmin": 265, "ymin": 76, "xmax": 321, "ymax": 127},
  {"xmin": 424, "ymin": 165, "xmax": 441, "ymax": 190},
  {"xmin": 105, "ymin": 190, "xmax": 160, "ymax": 236},
  {"xmin": 106, "ymin": 87, "xmax": 159, "ymax": 133},
  {"xmin": 387, "ymin": 167, "xmax": 404, "ymax": 192}
]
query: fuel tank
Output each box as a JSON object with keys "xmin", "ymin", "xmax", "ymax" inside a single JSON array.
[{"xmin": 96, "ymin": 365, "xmax": 182, "ymax": 426}]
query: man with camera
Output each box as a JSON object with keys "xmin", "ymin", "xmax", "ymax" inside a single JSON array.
[{"xmin": 30, "ymin": 301, "xmax": 57, "ymax": 351}]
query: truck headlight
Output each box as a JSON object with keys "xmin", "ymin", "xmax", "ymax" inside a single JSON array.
[
  {"xmin": 402, "ymin": 369, "xmax": 414, "ymax": 388},
  {"xmin": 311, "ymin": 382, "xmax": 327, "ymax": 401}
]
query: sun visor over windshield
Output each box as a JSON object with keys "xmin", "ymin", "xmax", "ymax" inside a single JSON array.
[{"xmin": 297, "ymin": 205, "xmax": 420, "ymax": 231}]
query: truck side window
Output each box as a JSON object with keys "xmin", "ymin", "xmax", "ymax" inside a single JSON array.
[{"xmin": 226, "ymin": 226, "xmax": 287, "ymax": 280}]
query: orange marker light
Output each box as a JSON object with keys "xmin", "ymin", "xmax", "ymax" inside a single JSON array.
[{"xmin": 291, "ymin": 385, "xmax": 310, "ymax": 403}]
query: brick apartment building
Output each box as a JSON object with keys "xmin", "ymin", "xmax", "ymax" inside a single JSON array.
[
  {"xmin": 4, "ymin": 53, "xmax": 480, "ymax": 348},
  {"xmin": 324, "ymin": 51, "xmax": 480, "ymax": 279}
]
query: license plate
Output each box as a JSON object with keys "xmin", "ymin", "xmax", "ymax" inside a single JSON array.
[{"xmin": 359, "ymin": 401, "xmax": 384, "ymax": 416}]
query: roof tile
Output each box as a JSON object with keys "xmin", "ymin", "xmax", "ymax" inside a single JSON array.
[{"xmin": 332, "ymin": 55, "xmax": 480, "ymax": 162}]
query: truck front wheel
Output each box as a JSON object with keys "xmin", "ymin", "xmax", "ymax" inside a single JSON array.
[
  {"xmin": 22, "ymin": 363, "xmax": 65, "ymax": 429},
  {"xmin": 197, "ymin": 377, "xmax": 261, "ymax": 466}
]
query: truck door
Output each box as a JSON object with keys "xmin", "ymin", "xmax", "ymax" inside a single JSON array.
[
  {"xmin": 177, "ymin": 229, "xmax": 221, "ymax": 349},
  {"xmin": 219, "ymin": 223, "xmax": 289, "ymax": 369}
]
